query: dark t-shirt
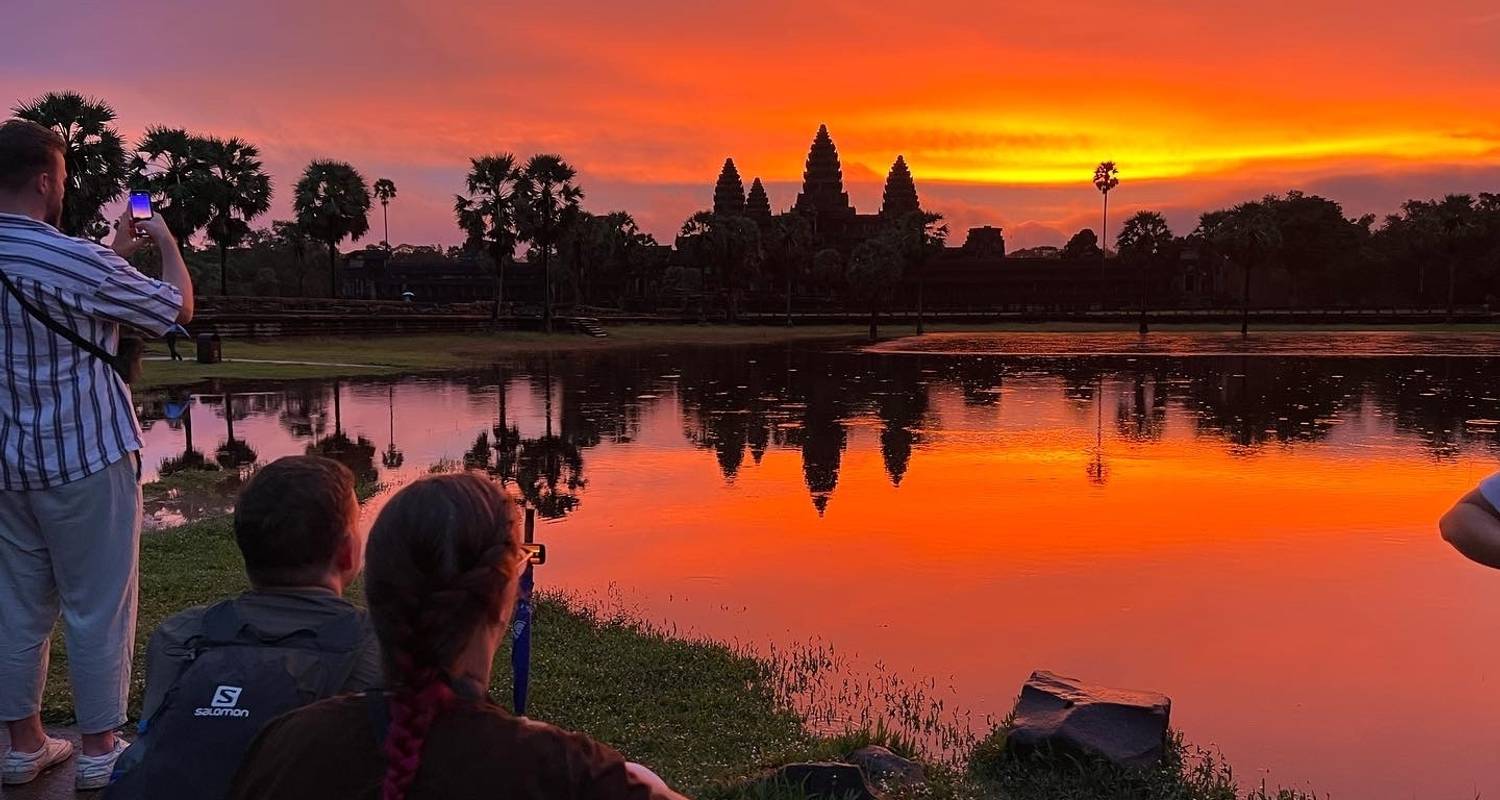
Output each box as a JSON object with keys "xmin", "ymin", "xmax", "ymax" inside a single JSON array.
[{"xmin": 228, "ymin": 693, "xmax": 662, "ymax": 800}]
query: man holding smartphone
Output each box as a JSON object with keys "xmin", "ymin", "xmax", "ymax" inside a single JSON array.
[{"xmin": 0, "ymin": 119, "xmax": 194, "ymax": 790}]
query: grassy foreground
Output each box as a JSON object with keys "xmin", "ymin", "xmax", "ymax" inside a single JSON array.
[
  {"xmin": 35, "ymin": 500, "xmax": 1314, "ymax": 799},
  {"xmin": 39, "ymin": 514, "xmax": 825, "ymax": 794}
]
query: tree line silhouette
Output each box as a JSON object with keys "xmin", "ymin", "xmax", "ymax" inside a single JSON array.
[{"xmin": 20, "ymin": 89, "xmax": 1498, "ymax": 322}]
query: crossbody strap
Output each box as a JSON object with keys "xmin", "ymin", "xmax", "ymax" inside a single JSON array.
[
  {"xmin": 365, "ymin": 691, "xmax": 391, "ymax": 748},
  {"xmin": 0, "ymin": 269, "xmax": 117, "ymax": 367}
]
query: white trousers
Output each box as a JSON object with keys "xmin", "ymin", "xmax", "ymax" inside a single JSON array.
[{"xmin": 0, "ymin": 456, "xmax": 140, "ymax": 733}]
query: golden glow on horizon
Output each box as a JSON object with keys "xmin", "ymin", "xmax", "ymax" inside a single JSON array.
[{"xmin": 7, "ymin": 0, "xmax": 1499, "ymax": 242}]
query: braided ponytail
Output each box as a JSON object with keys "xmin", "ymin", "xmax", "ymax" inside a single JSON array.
[{"xmin": 365, "ymin": 474, "xmax": 524, "ymax": 800}]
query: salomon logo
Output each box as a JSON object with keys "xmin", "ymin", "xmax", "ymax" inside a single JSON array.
[
  {"xmin": 194, "ymin": 685, "xmax": 250, "ymax": 718},
  {"xmin": 212, "ymin": 686, "xmax": 242, "ymax": 707}
]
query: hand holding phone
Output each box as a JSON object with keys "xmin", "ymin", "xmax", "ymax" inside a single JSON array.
[{"xmin": 128, "ymin": 191, "xmax": 153, "ymax": 227}]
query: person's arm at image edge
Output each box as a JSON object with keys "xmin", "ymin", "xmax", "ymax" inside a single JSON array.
[{"xmin": 1440, "ymin": 486, "xmax": 1500, "ymax": 569}]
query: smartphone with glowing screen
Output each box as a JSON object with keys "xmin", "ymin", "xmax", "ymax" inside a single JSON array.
[{"xmin": 128, "ymin": 191, "xmax": 153, "ymax": 221}]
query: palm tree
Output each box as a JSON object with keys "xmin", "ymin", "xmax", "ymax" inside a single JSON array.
[
  {"xmin": 131, "ymin": 127, "xmax": 212, "ymax": 244},
  {"xmin": 1093, "ymin": 161, "xmax": 1120, "ymax": 307},
  {"xmin": 848, "ymin": 235, "xmax": 903, "ymax": 340},
  {"xmin": 678, "ymin": 211, "xmax": 762, "ymax": 323},
  {"xmin": 887, "ymin": 211, "xmax": 948, "ymax": 334},
  {"xmin": 293, "ymin": 160, "xmax": 372, "ymax": 298},
  {"xmin": 557, "ymin": 211, "xmax": 650, "ymax": 307},
  {"xmin": 200, "ymin": 137, "xmax": 272, "ymax": 295},
  {"xmin": 1202, "ymin": 202, "xmax": 1281, "ymax": 336},
  {"xmin": 455, "ymin": 154, "xmax": 521, "ymax": 321},
  {"xmin": 270, "ymin": 220, "xmax": 312, "ymax": 295},
  {"xmin": 516, "ymin": 155, "xmax": 584, "ymax": 332},
  {"xmin": 1435, "ymin": 194, "xmax": 1477, "ymax": 323},
  {"xmin": 769, "ymin": 212, "xmax": 813, "ymax": 326},
  {"xmin": 373, "ymin": 178, "xmax": 397, "ymax": 247},
  {"xmin": 13, "ymin": 91, "xmax": 127, "ymax": 237},
  {"xmin": 1116, "ymin": 210, "xmax": 1174, "ymax": 334}
]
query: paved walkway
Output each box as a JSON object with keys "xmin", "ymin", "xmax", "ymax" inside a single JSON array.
[{"xmin": 144, "ymin": 355, "xmax": 387, "ymax": 369}]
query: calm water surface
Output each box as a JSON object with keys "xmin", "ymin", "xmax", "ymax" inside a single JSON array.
[{"xmin": 136, "ymin": 333, "xmax": 1500, "ymax": 798}]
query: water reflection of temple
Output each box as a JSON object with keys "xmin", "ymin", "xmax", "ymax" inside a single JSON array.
[{"xmin": 136, "ymin": 347, "xmax": 1500, "ymax": 514}]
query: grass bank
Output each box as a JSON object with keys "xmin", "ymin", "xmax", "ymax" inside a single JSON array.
[
  {"xmin": 138, "ymin": 321, "xmax": 1500, "ymax": 389},
  {"xmin": 39, "ymin": 514, "xmax": 823, "ymax": 795},
  {"xmin": 136, "ymin": 325, "xmax": 876, "ymax": 389},
  {"xmin": 37, "ymin": 494, "xmax": 1313, "ymax": 798}
]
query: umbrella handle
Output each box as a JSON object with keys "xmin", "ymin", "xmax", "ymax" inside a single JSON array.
[{"xmin": 511, "ymin": 508, "xmax": 538, "ymax": 715}]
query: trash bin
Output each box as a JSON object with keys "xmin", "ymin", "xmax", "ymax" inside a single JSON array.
[{"xmin": 196, "ymin": 333, "xmax": 222, "ymax": 365}]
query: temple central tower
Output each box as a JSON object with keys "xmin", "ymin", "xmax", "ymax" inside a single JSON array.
[{"xmin": 794, "ymin": 124, "xmax": 854, "ymax": 224}]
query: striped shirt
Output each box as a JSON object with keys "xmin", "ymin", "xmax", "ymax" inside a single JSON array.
[{"xmin": 0, "ymin": 212, "xmax": 183, "ymax": 490}]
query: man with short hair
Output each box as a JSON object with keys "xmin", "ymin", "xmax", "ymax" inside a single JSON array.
[
  {"xmin": 106, "ymin": 455, "xmax": 381, "ymax": 799},
  {"xmin": 0, "ymin": 118, "xmax": 194, "ymax": 789}
]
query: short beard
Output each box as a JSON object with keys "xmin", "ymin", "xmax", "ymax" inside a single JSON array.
[{"xmin": 44, "ymin": 194, "xmax": 63, "ymax": 229}]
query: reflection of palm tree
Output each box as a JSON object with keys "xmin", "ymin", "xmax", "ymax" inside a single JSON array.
[
  {"xmin": 494, "ymin": 377, "xmax": 523, "ymax": 483},
  {"xmin": 217, "ymin": 393, "xmax": 259, "ymax": 470},
  {"xmin": 514, "ymin": 363, "xmax": 586, "ymax": 519},
  {"xmin": 307, "ymin": 432, "xmax": 378, "ymax": 486},
  {"xmin": 470, "ymin": 371, "xmax": 524, "ymax": 481},
  {"xmin": 381, "ymin": 385, "xmax": 404, "ymax": 469},
  {"xmin": 1086, "ymin": 379, "xmax": 1108, "ymax": 485},
  {"xmin": 517, "ymin": 436, "xmax": 585, "ymax": 519},
  {"xmin": 304, "ymin": 381, "xmax": 379, "ymax": 485}
]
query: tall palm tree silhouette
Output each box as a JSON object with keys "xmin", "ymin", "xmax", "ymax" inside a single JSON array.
[
  {"xmin": 201, "ymin": 137, "xmax": 272, "ymax": 295},
  {"xmin": 1093, "ymin": 161, "xmax": 1120, "ymax": 307},
  {"xmin": 455, "ymin": 154, "xmax": 521, "ymax": 320},
  {"xmin": 13, "ymin": 91, "xmax": 128, "ymax": 238},
  {"xmin": 516, "ymin": 155, "xmax": 585, "ymax": 332},
  {"xmin": 294, "ymin": 161, "xmax": 372, "ymax": 298},
  {"xmin": 373, "ymin": 178, "xmax": 397, "ymax": 247}
]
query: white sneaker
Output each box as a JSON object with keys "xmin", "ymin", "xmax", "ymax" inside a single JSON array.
[
  {"xmin": 75, "ymin": 738, "xmax": 127, "ymax": 791},
  {"xmin": 1, "ymin": 735, "xmax": 74, "ymax": 785}
]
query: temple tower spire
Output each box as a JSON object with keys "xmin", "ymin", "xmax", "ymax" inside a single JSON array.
[
  {"xmin": 713, "ymin": 158, "xmax": 746, "ymax": 216},
  {"xmin": 746, "ymin": 177, "xmax": 772, "ymax": 225},
  {"xmin": 794, "ymin": 124, "xmax": 853, "ymax": 222},
  {"xmin": 880, "ymin": 155, "xmax": 920, "ymax": 221}
]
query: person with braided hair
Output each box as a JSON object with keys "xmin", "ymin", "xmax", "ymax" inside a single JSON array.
[{"xmin": 227, "ymin": 474, "xmax": 687, "ymax": 800}]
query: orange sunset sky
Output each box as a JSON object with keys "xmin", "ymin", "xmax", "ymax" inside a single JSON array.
[{"xmin": 6, "ymin": 0, "xmax": 1500, "ymax": 249}]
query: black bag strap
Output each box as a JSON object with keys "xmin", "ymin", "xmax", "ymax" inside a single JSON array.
[
  {"xmin": 0, "ymin": 269, "xmax": 118, "ymax": 367},
  {"xmin": 366, "ymin": 691, "xmax": 390, "ymax": 748},
  {"xmin": 196, "ymin": 599, "xmax": 364, "ymax": 652}
]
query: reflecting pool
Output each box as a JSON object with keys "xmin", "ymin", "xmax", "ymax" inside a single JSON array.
[{"xmin": 136, "ymin": 333, "xmax": 1500, "ymax": 798}]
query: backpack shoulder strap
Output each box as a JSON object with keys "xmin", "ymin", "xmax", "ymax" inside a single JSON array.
[
  {"xmin": 365, "ymin": 691, "xmax": 390, "ymax": 749},
  {"xmin": 0, "ymin": 269, "xmax": 117, "ymax": 366},
  {"xmin": 199, "ymin": 600, "xmax": 246, "ymax": 644}
]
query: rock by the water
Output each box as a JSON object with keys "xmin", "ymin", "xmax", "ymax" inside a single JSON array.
[
  {"xmin": 1005, "ymin": 670, "xmax": 1171, "ymax": 768},
  {"xmin": 847, "ymin": 745, "xmax": 925, "ymax": 788},
  {"xmin": 765, "ymin": 762, "xmax": 879, "ymax": 800}
]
